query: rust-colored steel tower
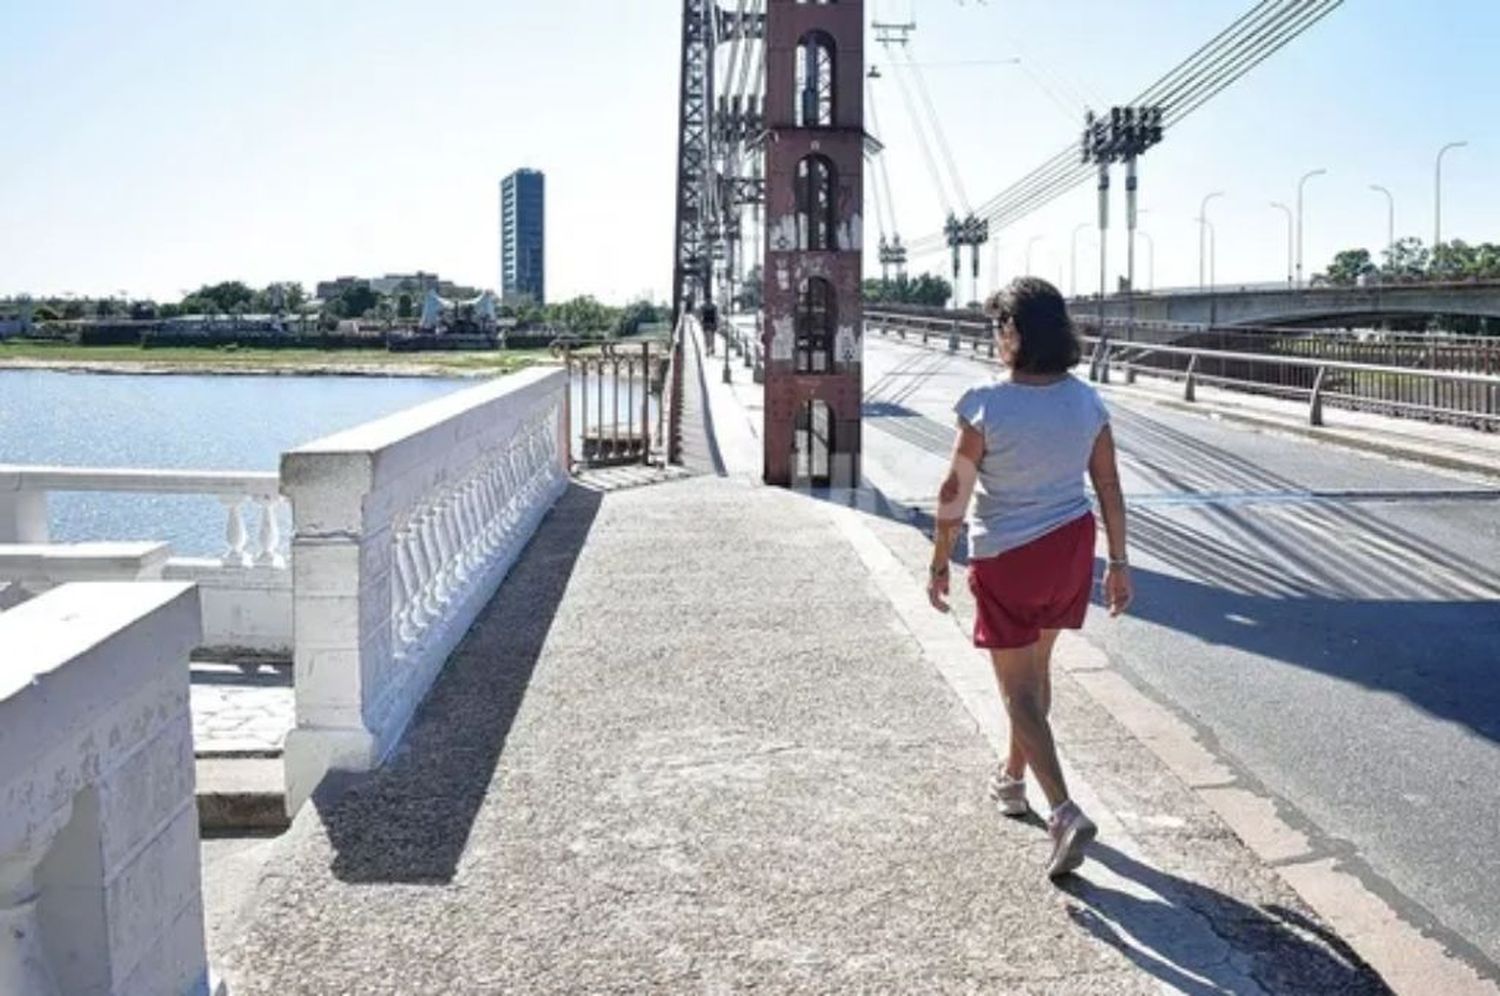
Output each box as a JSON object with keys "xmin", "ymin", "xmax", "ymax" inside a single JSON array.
[{"xmin": 761, "ymin": 0, "xmax": 865, "ymax": 487}]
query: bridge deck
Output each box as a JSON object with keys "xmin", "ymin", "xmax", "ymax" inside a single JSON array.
[{"xmin": 219, "ymin": 473, "xmax": 1381, "ymax": 994}]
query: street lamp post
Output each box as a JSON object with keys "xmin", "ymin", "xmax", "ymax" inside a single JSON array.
[
  {"xmin": 1198, "ymin": 192, "xmax": 1224, "ymax": 290},
  {"xmin": 1138, "ymin": 230, "xmax": 1155, "ymax": 292},
  {"xmin": 1270, "ymin": 202, "xmax": 1294, "ymax": 285},
  {"xmin": 1296, "ymin": 168, "xmax": 1327, "ymax": 288},
  {"xmin": 1369, "ymin": 184, "xmax": 1395, "ymax": 275},
  {"xmin": 1069, "ymin": 223, "xmax": 1091, "ymax": 297},
  {"xmin": 1434, "ymin": 140, "xmax": 1467, "ymax": 271},
  {"xmin": 1026, "ymin": 234, "xmax": 1045, "ymax": 275}
]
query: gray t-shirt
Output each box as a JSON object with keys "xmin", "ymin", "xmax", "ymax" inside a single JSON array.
[{"xmin": 954, "ymin": 375, "xmax": 1110, "ymax": 559}]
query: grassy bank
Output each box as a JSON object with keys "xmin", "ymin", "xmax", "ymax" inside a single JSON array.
[{"xmin": 0, "ymin": 340, "xmax": 553, "ymax": 377}]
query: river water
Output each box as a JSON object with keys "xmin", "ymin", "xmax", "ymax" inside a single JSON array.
[{"xmin": 0, "ymin": 370, "xmax": 469, "ymax": 556}]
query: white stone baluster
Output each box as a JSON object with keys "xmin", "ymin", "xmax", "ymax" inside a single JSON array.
[
  {"xmin": 414, "ymin": 509, "xmax": 447, "ymax": 620},
  {"xmin": 219, "ymin": 495, "xmax": 251, "ymax": 567},
  {"xmin": 253, "ymin": 496, "xmax": 285, "ymax": 568},
  {"xmin": 391, "ymin": 526, "xmax": 421, "ymax": 654}
]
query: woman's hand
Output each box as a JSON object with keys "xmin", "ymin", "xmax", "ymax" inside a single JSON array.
[
  {"xmin": 1103, "ymin": 564, "xmax": 1133, "ymax": 617},
  {"xmin": 927, "ymin": 563, "xmax": 951, "ymax": 613}
]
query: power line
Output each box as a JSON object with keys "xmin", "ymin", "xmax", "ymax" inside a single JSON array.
[{"xmin": 906, "ymin": 0, "xmax": 1344, "ymax": 252}]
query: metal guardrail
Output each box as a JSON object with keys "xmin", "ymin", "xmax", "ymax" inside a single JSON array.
[
  {"xmin": 865, "ymin": 308, "xmax": 1500, "ymax": 431},
  {"xmin": 556, "ymin": 339, "xmax": 662, "ymax": 468}
]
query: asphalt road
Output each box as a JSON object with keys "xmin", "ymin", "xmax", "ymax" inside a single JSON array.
[{"xmin": 857, "ymin": 333, "xmax": 1500, "ymax": 977}]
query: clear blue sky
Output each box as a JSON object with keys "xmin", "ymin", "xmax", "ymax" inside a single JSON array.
[{"xmin": 2, "ymin": 0, "xmax": 1496, "ymax": 303}]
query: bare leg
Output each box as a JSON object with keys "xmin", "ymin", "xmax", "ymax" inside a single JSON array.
[
  {"xmin": 1004, "ymin": 629, "xmax": 1061, "ymax": 779},
  {"xmin": 992, "ymin": 642, "xmax": 1071, "ymax": 809}
]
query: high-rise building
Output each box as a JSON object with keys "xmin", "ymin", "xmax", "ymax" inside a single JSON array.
[{"xmin": 500, "ymin": 169, "xmax": 545, "ymax": 304}]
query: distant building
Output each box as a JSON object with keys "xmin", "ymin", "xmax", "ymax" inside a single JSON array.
[
  {"xmin": 315, "ymin": 272, "xmax": 481, "ymax": 304},
  {"xmin": 501, "ymin": 168, "xmax": 545, "ymax": 305}
]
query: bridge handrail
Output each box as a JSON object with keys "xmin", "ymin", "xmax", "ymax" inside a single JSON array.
[
  {"xmin": 1077, "ymin": 337, "xmax": 1500, "ymax": 388},
  {"xmin": 0, "ymin": 464, "xmax": 280, "ymax": 499},
  {"xmin": 865, "ymin": 308, "xmax": 1500, "ymax": 430}
]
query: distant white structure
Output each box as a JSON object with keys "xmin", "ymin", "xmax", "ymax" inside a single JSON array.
[{"xmin": 416, "ymin": 290, "xmax": 501, "ymax": 334}]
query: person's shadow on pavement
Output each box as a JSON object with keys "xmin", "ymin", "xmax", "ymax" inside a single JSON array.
[{"xmin": 1059, "ymin": 843, "xmax": 1392, "ymax": 995}]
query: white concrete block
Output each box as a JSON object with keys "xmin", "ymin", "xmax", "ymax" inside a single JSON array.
[{"xmin": 0, "ymin": 582, "xmax": 210, "ymax": 996}]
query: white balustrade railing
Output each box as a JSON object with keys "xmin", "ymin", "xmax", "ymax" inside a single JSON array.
[
  {"xmin": 0, "ymin": 466, "xmax": 292, "ymax": 654},
  {"xmin": 0, "ymin": 466, "xmax": 286, "ymax": 567},
  {"xmin": 280, "ymin": 368, "xmax": 569, "ymax": 814}
]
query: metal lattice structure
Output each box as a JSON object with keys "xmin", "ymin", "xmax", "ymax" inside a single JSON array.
[{"xmin": 672, "ymin": 0, "xmax": 714, "ymax": 322}]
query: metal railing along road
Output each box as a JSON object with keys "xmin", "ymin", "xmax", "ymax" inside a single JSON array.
[{"xmin": 865, "ymin": 308, "xmax": 1500, "ymax": 431}]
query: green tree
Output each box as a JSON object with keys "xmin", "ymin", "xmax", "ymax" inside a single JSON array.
[
  {"xmin": 1322, "ymin": 248, "xmax": 1376, "ymax": 286},
  {"xmin": 191, "ymin": 281, "xmax": 255, "ymax": 314},
  {"xmin": 336, "ymin": 283, "xmax": 379, "ymax": 319},
  {"xmin": 615, "ymin": 299, "xmax": 664, "ymax": 336},
  {"xmin": 396, "ymin": 293, "xmax": 413, "ymax": 320},
  {"xmin": 1382, "ymin": 238, "xmax": 1430, "ymax": 282}
]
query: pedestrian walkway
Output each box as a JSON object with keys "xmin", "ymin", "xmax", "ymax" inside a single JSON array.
[
  {"xmin": 219, "ymin": 475, "xmax": 1386, "ymax": 994},
  {"xmin": 677, "ymin": 319, "xmax": 723, "ymax": 476}
]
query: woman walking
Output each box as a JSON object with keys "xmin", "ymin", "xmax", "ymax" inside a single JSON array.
[{"xmin": 926, "ymin": 277, "xmax": 1132, "ymax": 879}]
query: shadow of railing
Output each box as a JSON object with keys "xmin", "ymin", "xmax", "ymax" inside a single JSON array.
[{"xmin": 313, "ymin": 484, "xmax": 603, "ymax": 884}]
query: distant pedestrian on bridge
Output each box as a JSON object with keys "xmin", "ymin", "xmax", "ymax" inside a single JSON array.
[
  {"xmin": 700, "ymin": 301, "xmax": 719, "ymax": 356},
  {"xmin": 926, "ymin": 276, "xmax": 1132, "ymax": 879}
]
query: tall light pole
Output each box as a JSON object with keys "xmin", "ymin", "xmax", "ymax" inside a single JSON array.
[
  {"xmin": 1434, "ymin": 140, "xmax": 1467, "ymax": 268},
  {"xmin": 1369, "ymin": 184, "xmax": 1395, "ymax": 274},
  {"xmin": 1069, "ymin": 222, "xmax": 1091, "ymax": 296},
  {"xmin": 1198, "ymin": 191, "xmax": 1224, "ymax": 290},
  {"xmin": 1026, "ymin": 234, "xmax": 1045, "ymax": 274},
  {"xmin": 1138, "ymin": 230, "xmax": 1155, "ymax": 292},
  {"xmin": 1296, "ymin": 168, "xmax": 1327, "ymax": 288},
  {"xmin": 1270, "ymin": 202, "xmax": 1294, "ymax": 285}
]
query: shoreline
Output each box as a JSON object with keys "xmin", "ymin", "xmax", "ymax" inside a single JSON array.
[{"xmin": 0, "ymin": 356, "xmax": 553, "ymax": 380}]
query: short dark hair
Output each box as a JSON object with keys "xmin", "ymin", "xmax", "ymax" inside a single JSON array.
[{"xmin": 985, "ymin": 277, "xmax": 1082, "ymax": 374}]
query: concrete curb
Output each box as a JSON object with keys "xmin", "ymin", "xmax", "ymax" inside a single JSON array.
[
  {"xmin": 824, "ymin": 499, "xmax": 1498, "ymax": 996},
  {"xmin": 197, "ymin": 757, "xmax": 290, "ymax": 833}
]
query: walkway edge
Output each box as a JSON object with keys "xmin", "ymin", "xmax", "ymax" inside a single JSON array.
[
  {"xmin": 1100, "ymin": 383, "xmax": 1500, "ymax": 483},
  {"xmin": 824, "ymin": 500, "xmax": 1498, "ymax": 996}
]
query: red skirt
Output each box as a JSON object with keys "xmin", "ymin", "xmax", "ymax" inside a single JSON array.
[{"xmin": 967, "ymin": 513, "xmax": 1096, "ymax": 649}]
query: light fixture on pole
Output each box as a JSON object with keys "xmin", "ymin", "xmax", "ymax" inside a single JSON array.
[
  {"xmin": 1198, "ymin": 191, "xmax": 1224, "ymax": 291},
  {"xmin": 1026, "ymin": 234, "xmax": 1045, "ymax": 275},
  {"xmin": 1137, "ymin": 230, "xmax": 1155, "ymax": 292},
  {"xmin": 1296, "ymin": 168, "xmax": 1327, "ymax": 288},
  {"xmin": 1069, "ymin": 223, "xmax": 1092, "ymax": 297},
  {"xmin": 1434, "ymin": 140, "xmax": 1467, "ymax": 267},
  {"xmin": 1270, "ymin": 202, "xmax": 1294, "ymax": 286},
  {"xmin": 1369, "ymin": 184, "xmax": 1395, "ymax": 275}
]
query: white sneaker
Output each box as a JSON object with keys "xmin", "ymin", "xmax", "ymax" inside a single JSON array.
[
  {"xmin": 1046, "ymin": 801, "xmax": 1098, "ymax": 879},
  {"xmin": 988, "ymin": 766, "xmax": 1030, "ymax": 817}
]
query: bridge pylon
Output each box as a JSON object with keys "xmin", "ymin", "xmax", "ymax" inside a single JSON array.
[{"xmin": 760, "ymin": 0, "xmax": 865, "ymax": 488}]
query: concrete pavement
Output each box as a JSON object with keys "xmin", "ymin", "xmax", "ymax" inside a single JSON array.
[
  {"xmin": 841, "ymin": 330, "xmax": 1500, "ymax": 988},
  {"xmin": 218, "ymin": 459, "xmax": 1389, "ymax": 993}
]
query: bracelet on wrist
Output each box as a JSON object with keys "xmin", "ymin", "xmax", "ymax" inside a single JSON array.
[
  {"xmin": 1107, "ymin": 557, "xmax": 1130, "ymax": 568},
  {"xmin": 929, "ymin": 562, "xmax": 950, "ymax": 578}
]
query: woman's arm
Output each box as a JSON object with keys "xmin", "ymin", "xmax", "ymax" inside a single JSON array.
[
  {"xmin": 928, "ymin": 419, "xmax": 984, "ymax": 613},
  {"xmin": 1087, "ymin": 424, "xmax": 1133, "ymax": 617}
]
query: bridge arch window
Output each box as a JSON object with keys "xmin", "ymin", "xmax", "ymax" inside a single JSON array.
[
  {"xmin": 796, "ymin": 154, "xmax": 838, "ymax": 251},
  {"xmin": 796, "ymin": 31, "xmax": 837, "ymax": 127},
  {"xmin": 796, "ymin": 277, "xmax": 836, "ymax": 373}
]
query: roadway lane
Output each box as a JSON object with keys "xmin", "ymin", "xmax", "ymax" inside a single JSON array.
[{"xmin": 858, "ymin": 333, "xmax": 1500, "ymax": 975}]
